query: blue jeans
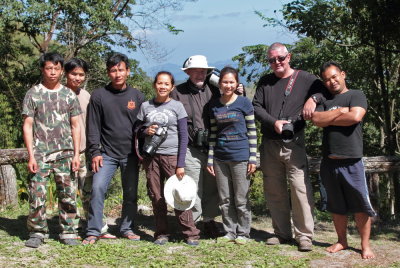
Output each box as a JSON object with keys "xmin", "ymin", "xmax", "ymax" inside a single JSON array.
[{"xmin": 87, "ymin": 153, "xmax": 139, "ymax": 237}]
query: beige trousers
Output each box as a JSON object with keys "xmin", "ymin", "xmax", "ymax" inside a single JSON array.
[{"xmin": 260, "ymin": 134, "xmax": 314, "ymax": 242}]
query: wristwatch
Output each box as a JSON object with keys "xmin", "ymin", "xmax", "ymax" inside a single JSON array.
[{"xmin": 311, "ymin": 95, "xmax": 319, "ymax": 104}]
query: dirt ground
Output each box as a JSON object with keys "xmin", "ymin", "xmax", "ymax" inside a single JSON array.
[{"xmin": 105, "ymin": 205, "xmax": 400, "ymax": 268}]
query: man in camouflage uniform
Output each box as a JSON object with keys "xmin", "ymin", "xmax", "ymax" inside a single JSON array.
[{"xmin": 22, "ymin": 52, "xmax": 82, "ymax": 248}]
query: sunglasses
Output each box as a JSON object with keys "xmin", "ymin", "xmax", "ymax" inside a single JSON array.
[{"xmin": 267, "ymin": 54, "xmax": 289, "ymax": 64}]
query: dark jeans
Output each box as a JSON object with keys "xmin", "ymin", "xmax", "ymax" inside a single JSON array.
[
  {"xmin": 143, "ymin": 154, "xmax": 200, "ymax": 240},
  {"xmin": 87, "ymin": 153, "xmax": 139, "ymax": 237}
]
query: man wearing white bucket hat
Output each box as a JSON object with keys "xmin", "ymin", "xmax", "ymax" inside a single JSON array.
[{"xmin": 170, "ymin": 55, "xmax": 223, "ymax": 238}]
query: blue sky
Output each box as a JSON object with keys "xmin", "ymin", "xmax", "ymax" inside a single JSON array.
[{"xmin": 132, "ymin": 0, "xmax": 297, "ymax": 70}]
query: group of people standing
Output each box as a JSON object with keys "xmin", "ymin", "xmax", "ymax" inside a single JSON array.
[{"xmin": 22, "ymin": 42, "xmax": 375, "ymax": 259}]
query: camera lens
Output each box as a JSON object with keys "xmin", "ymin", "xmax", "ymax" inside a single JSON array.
[{"xmin": 281, "ymin": 123, "xmax": 294, "ymax": 143}]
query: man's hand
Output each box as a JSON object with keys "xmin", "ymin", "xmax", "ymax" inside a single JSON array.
[
  {"xmin": 27, "ymin": 157, "xmax": 38, "ymax": 174},
  {"xmin": 71, "ymin": 155, "xmax": 80, "ymax": 172},
  {"xmin": 92, "ymin": 155, "xmax": 103, "ymax": 173},
  {"xmin": 302, "ymin": 97, "xmax": 317, "ymax": 120},
  {"xmin": 235, "ymin": 83, "xmax": 245, "ymax": 95},
  {"xmin": 176, "ymin": 167, "xmax": 185, "ymax": 179},
  {"xmin": 274, "ymin": 120, "xmax": 290, "ymax": 134}
]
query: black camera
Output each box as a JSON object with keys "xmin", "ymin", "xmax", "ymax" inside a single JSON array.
[
  {"xmin": 280, "ymin": 115, "xmax": 302, "ymax": 143},
  {"xmin": 195, "ymin": 128, "xmax": 209, "ymax": 147},
  {"xmin": 281, "ymin": 122, "xmax": 294, "ymax": 143},
  {"xmin": 143, "ymin": 126, "xmax": 168, "ymax": 156}
]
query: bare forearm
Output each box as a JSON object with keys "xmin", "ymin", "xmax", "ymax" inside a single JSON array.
[
  {"xmin": 312, "ymin": 109, "xmax": 347, "ymax": 127},
  {"xmin": 71, "ymin": 117, "xmax": 81, "ymax": 157},
  {"xmin": 331, "ymin": 111, "xmax": 364, "ymax": 126},
  {"xmin": 23, "ymin": 118, "xmax": 34, "ymax": 159}
]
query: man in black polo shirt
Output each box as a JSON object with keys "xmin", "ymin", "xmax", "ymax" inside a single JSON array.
[{"xmin": 312, "ymin": 61, "xmax": 375, "ymax": 259}]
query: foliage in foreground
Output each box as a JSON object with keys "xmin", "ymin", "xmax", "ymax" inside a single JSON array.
[{"xmin": 0, "ymin": 204, "xmax": 314, "ymax": 268}]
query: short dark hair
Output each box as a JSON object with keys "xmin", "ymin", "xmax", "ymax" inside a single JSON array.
[
  {"xmin": 39, "ymin": 52, "xmax": 64, "ymax": 68},
  {"xmin": 64, "ymin": 58, "xmax": 89, "ymax": 73},
  {"xmin": 219, "ymin": 66, "xmax": 239, "ymax": 84},
  {"xmin": 106, "ymin": 53, "xmax": 130, "ymax": 71},
  {"xmin": 153, "ymin": 71, "xmax": 175, "ymax": 86},
  {"xmin": 320, "ymin": 61, "xmax": 343, "ymax": 77}
]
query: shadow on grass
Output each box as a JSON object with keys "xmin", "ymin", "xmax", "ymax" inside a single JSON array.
[{"xmin": 0, "ymin": 215, "xmax": 28, "ymax": 240}]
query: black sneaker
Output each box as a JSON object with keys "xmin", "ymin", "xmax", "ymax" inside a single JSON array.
[{"xmin": 25, "ymin": 235, "xmax": 44, "ymax": 248}]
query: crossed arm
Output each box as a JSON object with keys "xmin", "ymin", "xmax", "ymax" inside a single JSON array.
[{"xmin": 312, "ymin": 106, "xmax": 366, "ymax": 128}]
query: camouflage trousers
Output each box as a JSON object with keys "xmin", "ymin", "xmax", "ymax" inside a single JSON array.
[
  {"xmin": 27, "ymin": 157, "xmax": 78, "ymax": 239},
  {"xmin": 75, "ymin": 153, "xmax": 108, "ymax": 234}
]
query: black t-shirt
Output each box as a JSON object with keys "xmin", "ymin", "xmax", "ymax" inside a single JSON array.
[
  {"xmin": 87, "ymin": 84, "xmax": 145, "ymax": 159},
  {"xmin": 253, "ymin": 70, "xmax": 325, "ymax": 140},
  {"xmin": 316, "ymin": 90, "xmax": 367, "ymax": 158}
]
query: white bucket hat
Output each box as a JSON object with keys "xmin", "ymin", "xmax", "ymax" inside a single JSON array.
[
  {"xmin": 181, "ymin": 55, "xmax": 215, "ymax": 71},
  {"xmin": 164, "ymin": 175, "xmax": 197, "ymax": 211}
]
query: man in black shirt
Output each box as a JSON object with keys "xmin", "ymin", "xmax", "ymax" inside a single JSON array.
[
  {"xmin": 253, "ymin": 42, "xmax": 325, "ymax": 251},
  {"xmin": 312, "ymin": 61, "xmax": 375, "ymax": 259},
  {"xmin": 84, "ymin": 53, "xmax": 145, "ymax": 244}
]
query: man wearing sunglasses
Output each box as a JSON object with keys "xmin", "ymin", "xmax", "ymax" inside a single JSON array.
[{"xmin": 253, "ymin": 42, "xmax": 326, "ymax": 251}]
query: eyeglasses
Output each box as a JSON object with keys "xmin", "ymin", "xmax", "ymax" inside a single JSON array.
[{"xmin": 267, "ymin": 54, "xmax": 289, "ymax": 64}]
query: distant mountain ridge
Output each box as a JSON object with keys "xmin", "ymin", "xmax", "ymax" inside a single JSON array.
[{"xmin": 145, "ymin": 59, "xmax": 245, "ymax": 85}]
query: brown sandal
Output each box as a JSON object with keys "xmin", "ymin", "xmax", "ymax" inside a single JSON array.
[
  {"xmin": 82, "ymin": 236, "xmax": 99, "ymax": 245},
  {"xmin": 122, "ymin": 232, "xmax": 140, "ymax": 241}
]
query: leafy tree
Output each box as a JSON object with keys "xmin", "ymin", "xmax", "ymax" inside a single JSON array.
[
  {"xmin": 235, "ymin": 0, "xmax": 400, "ymax": 217},
  {"xmin": 0, "ymin": 0, "xmax": 192, "ymax": 149}
]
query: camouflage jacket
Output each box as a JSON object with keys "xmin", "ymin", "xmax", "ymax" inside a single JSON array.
[{"xmin": 22, "ymin": 83, "xmax": 82, "ymax": 162}]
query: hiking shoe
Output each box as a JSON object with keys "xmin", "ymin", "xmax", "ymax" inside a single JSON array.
[
  {"xmin": 60, "ymin": 238, "xmax": 80, "ymax": 246},
  {"xmin": 25, "ymin": 235, "xmax": 44, "ymax": 248},
  {"xmin": 218, "ymin": 234, "xmax": 235, "ymax": 243},
  {"xmin": 235, "ymin": 236, "xmax": 250, "ymax": 245},
  {"xmin": 298, "ymin": 239, "xmax": 312, "ymax": 252},
  {"xmin": 186, "ymin": 239, "xmax": 199, "ymax": 246},
  {"xmin": 265, "ymin": 235, "xmax": 291, "ymax": 245},
  {"xmin": 154, "ymin": 236, "xmax": 168, "ymax": 245}
]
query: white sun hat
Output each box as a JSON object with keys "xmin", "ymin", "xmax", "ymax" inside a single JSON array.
[
  {"xmin": 181, "ymin": 55, "xmax": 215, "ymax": 71},
  {"xmin": 164, "ymin": 174, "xmax": 197, "ymax": 211}
]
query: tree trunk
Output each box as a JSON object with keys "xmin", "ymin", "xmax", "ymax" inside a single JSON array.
[
  {"xmin": 0, "ymin": 165, "xmax": 18, "ymax": 208},
  {"xmin": 393, "ymin": 171, "xmax": 400, "ymax": 218}
]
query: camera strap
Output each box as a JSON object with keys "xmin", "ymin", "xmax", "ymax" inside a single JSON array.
[{"xmin": 278, "ymin": 70, "xmax": 300, "ymax": 119}]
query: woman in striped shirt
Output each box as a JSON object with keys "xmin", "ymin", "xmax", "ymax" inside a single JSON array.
[{"xmin": 206, "ymin": 66, "xmax": 257, "ymax": 244}]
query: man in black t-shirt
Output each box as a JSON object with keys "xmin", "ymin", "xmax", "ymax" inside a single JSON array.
[
  {"xmin": 312, "ymin": 61, "xmax": 375, "ymax": 259},
  {"xmin": 84, "ymin": 53, "xmax": 145, "ymax": 245},
  {"xmin": 253, "ymin": 42, "xmax": 326, "ymax": 252}
]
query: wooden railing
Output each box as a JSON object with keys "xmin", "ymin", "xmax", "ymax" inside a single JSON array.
[
  {"xmin": 1, "ymin": 149, "xmax": 400, "ymax": 214},
  {"xmin": 1, "ymin": 148, "xmax": 400, "ymax": 173}
]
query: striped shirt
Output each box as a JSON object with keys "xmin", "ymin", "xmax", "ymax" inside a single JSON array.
[{"xmin": 207, "ymin": 96, "xmax": 257, "ymax": 165}]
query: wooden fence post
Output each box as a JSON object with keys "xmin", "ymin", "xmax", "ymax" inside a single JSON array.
[{"xmin": 0, "ymin": 165, "xmax": 18, "ymax": 208}]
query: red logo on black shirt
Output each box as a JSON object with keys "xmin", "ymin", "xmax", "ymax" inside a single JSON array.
[{"xmin": 127, "ymin": 100, "xmax": 136, "ymax": 110}]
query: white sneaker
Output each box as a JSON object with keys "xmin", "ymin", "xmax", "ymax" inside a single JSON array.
[
  {"xmin": 235, "ymin": 236, "xmax": 250, "ymax": 245},
  {"xmin": 218, "ymin": 234, "xmax": 235, "ymax": 242}
]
